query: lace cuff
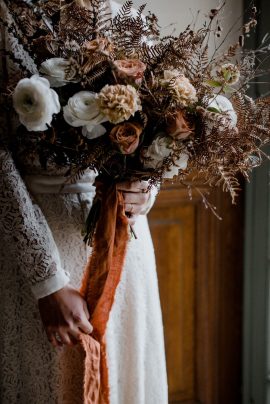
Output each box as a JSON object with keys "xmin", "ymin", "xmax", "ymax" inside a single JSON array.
[
  {"xmin": 31, "ymin": 269, "xmax": 70, "ymax": 299},
  {"xmin": 140, "ymin": 185, "xmax": 159, "ymax": 215}
]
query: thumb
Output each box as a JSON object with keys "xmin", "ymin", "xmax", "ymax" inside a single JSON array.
[
  {"xmin": 83, "ymin": 300, "xmax": 90, "ymax": 320},
  {"xmin": 79, "ymin": 312, "xmax": 93, "ymax": 334}
]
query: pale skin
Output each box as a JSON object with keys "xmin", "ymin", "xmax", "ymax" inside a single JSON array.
[{"xmin": 38, "ymin": 180, "xmax": 150, "ymax": 348}]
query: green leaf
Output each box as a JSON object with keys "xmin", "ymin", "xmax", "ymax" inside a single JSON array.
[
  {"xmin": 224, "ymin": 85, "xmax": 235, "ymax": 94},
  {"xmin": 205, "ymin": 79, "xmax": 222, "ymax": 88},
  {"xmin": 207, "ymin": 107, "xmax": 221, "ymax": 113},
  {"xmin": 223, "ymin": 71, "xmax": 232, "ymax": 81}
]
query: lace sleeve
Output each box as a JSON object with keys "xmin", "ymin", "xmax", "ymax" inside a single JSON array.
[{"xmin": 0, "ymin": 148, "xmax": 70, "ymax": 299}]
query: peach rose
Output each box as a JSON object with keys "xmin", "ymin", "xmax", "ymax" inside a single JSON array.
[
  {"xmin": 113, "ymin": 59, "xmax": 146, "ymax": 85},
  {"xmin": 109, "ymin": 122, "xmax": 143, "ymax": 154},
  {"xmin": 166, "ymin": 111, "xmax": 195, "ymax": 140}
]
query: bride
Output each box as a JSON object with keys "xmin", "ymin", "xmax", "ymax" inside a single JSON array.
[{"xmin": 0, "ymin": 1, "xmax": 168, "ymax": 403}]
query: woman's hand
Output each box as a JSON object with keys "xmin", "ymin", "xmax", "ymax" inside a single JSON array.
[
  {"xmin": 38, "ymin": 285, "xmax": 93, "ymax": 348},
  {"xmin": 117, "ymin": 180, "xmax": 150, "ymax": 226}
]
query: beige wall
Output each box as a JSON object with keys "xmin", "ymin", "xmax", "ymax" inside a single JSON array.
[{"xmin": 116, "ymin": 0, "xmax": 243, "ymax": 48}]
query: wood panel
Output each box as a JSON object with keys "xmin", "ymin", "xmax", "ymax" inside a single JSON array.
[
  {"xmin": 150, "ymin": 203, "xmax": 195, "ymax": 401},
  {"xmin": 148, "ymin": 183, "xmax": 244, "ymax": 404}
]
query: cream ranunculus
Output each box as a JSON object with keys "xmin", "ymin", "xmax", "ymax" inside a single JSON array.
[
  {"xmin": 142, "ymin": 136, "xmax": 189, "ymax": 178},
  {"xmin": 98, "ymin": 84, "xmax": 142, "ymax": 124},
  {"xmin": 40, "ymin": 58, "xmax": 79, "ymax": 88},
  {"xmin": 161, "ymin": 70, "xmax": 198, "ymax": 107},
  {"xmin": 207, "ymin": 95, "xmax": 237, "ymax": 127},
  {"xmin": 63, "ymin": 91, "xmax": 107, "ymax": 133},
  {"xmin": 13, "ymin": 75, "xmax": 60, "ymax": 132}
]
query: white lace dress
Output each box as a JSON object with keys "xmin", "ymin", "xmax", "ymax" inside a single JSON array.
[{"xmin": 0, "ymin": 1, "xmax": 168, "ymax": 403}]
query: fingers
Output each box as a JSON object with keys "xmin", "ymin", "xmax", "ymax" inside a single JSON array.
[
  {"xmin": 128, "ymin": 214, "xmax": 139, "ymax": 226},
  {"xmin": 117, "ymin": 180, "xmax": 149, "ymax": 193},
  {"xmin": 57, "ymin": 330, "xmax": 73, "ymax": 346},
  {"xmin": 46, "ymin": 325, "xmax": 90, "ymax": 347},
  {"xmin": 125, "ymin": 203, "xmax": 143, "ymax": 215},
  {"xmin": 123, "ymin": 191, "xmax": 149, "ymax": 206},
  {"xmin": 45, "ymin": 315, "xmax": 93, "ymax": 348},
  {"xmin": 83, "ymin": 300, "xmax": 90, "ymax": 320},
  {"xmin": 68, "ymin": 327, "xmax": 83, "ymax": 345},
  {"xmin": 124, "ymin": 189, "xmax": 150, "ymax": 217},
  {"xmin": 71, "ymin": 310, "xmax": 93, "ymax": 335},
  {"xmin": 39, "ymin": 286, "xmax": 94, "ymax": 349},
  {"xmin": 78, "ymin": 318, "xmax": 93, "ymax": 335},
  {"xmin": 46, "ymin": 330, "xmax": 63, "ymax": 348},
  {"xmin": 117, "ymin": 181, "xmax": 151, "ymax": 218}
]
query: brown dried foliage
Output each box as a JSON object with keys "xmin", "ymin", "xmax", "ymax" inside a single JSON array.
[{"xmin": 2, "ymin": 0, "xmax": 270, "ymax": 202}]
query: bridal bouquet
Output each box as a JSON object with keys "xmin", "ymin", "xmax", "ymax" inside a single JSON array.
[
  {"xmin": 2, "ymin": 1, "xmax": 270, "ymax": 402},
  {"xmin": 4, "ymin": 0, "xmax": 270, "ymax": 213}
]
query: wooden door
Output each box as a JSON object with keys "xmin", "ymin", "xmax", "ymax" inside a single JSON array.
[{"xmin": 148, "ymin": 183, "xmax": 243, "ymax": 404}]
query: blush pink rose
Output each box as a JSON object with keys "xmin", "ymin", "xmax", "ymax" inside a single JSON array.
[{"xmin": 113, "ymin": 59, "xmax": 146, "ymax": 85}]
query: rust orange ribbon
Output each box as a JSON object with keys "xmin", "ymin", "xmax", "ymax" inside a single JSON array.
[{"xmin": 80, "ymin": 182, "xmax": 129, "ymax": 404}]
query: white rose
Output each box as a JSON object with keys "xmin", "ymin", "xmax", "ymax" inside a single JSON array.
[
  {"xmin": 40, "ymin": 58, "xmax": 79, "ymax": 88},
  {"xmin": 143, "ymin": 136, "xmax": 189, "ymax": 178},
  {"xmin": 13, "ymin": 75, "xmax": 60, "ymax": 132},
  {"xmin": 63, "ymin": 91, "xmax": 107, "ymax": 132},
  {"xmin": 207, "ymin": 95, "xmax": 237, "ymax": 127},
  {"xmin": 143, "ymin": 136, "xmax": 172, "ymax": 169}
]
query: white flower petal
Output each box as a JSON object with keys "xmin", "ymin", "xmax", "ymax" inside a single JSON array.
[
  {"xmin": 82, "ymin": 124, "xmax": 107, "ymax": 139},
  {"xmin": 143, "ymin": 136, "xmax": 172, "ymax": 169},
  {"xmin": 32, "ymin": 74, "xmax": 51, "ymax": 88},
  {"xmin": 164, "ymin": 153, "xmax": 189, "ymax": 179},
  {"xmin": 40, "ymin": 58, "xmax": 79, "ymax": 88},
  {"xmin": 143, "ymin": 135, "xmax": 189, "ymax": 178},
  {"xmin": 207, "ymin": 95, "xmax": 237, "ymax": 127},
  {"xmin": 50, "ymin": 89, "xmax": 61, "ymax": 115}
]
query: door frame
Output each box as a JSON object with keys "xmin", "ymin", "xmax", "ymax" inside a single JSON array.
[{"xmin": 243, "ymin": 0, "xmax": 270, "ymax": 402}]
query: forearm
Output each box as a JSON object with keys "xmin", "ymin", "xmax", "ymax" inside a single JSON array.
[{"xmin": 0, "ymin": 149, "xmax": 70, "ymax": 298}]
